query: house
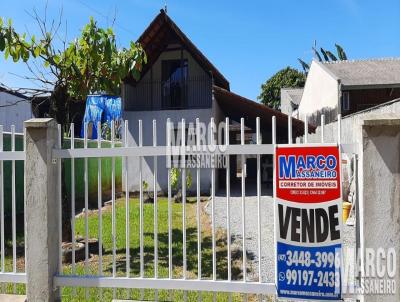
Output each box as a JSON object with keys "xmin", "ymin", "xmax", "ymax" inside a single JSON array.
[
  {"xmin": 0, "ymin": 86, "xmax": 32, "ymax": 133},
  {"xmin": 298, "ymin": 58, "xmax": 400, "ymax": 125},
  {"xmin": 280, "ymin": 88, "xmax": 303, "ymax": 118},
  {"xmin": 122, "ymin": 9, "xmax": 309, "ymax": 194}
]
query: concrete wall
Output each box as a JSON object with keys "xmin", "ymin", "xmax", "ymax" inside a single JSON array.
[
  {"xmin": 305, "ymin": 98, "xmax": 400, "ymax": 146},
  {"xmin": 298, "ymin": 61, "xmax": 339, "ymax": 124},
  {"xmin": 0, "ymin": 91, "xmax": 32, "ymax": 132},
  {"xmin": 124, "ymin": 45, "xmax": 212, "ymax": 111},
  {"xmin": 123, "ymin": 108, "xmax": 213, "ymax": 194},
  {"xmin": 360, "ymin": 118, "xmax": 400, "ymax": 302}
]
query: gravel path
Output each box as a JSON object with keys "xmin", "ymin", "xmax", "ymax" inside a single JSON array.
[{"xmin": 205, "ymin": 185, "xmax": 356, "ymax": 284}]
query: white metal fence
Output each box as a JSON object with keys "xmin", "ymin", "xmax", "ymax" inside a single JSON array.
[
  {"xmin": 0, "ymin": 126, "xmax": 26, "ymax": 291},
  {"xmin": 0, "ymin": 114, "xmax": 359, "ymax": 301},
  {"xmin": 53, "ymin": 117, "xmax": 277, "ymax": 301}
]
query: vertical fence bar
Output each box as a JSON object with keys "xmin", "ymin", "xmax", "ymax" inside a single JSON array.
[
  {"xmin": 167, "ymin": 119, "xmax": 172, "ymax": 280},
  {"xmin": 181, "ymin": 119, "xmax": 187, "ymax": 280},
  {"xmin": 84, "ymin": 122, "xmax": 89, "ymax": 299},
  {"xmin": 225, "ymin": 117, "xmax": 231, "ymax": 283},
  {"xmin": 182, "ymin": 118, "xmax": 188, "ymax": 302},
  {"xmin": 196, "ymin": 118, "xmax": 201, "ymax": 280},
  {"xmin": 84, "ymin": 122, "xmax": 89, "ymax": 270},
  {"xmin": 70, "ymin": 124, "xmax": 76, "ymax": 296},
  {"xmin": 153, "ymin": 120, "xmax": 158, "ymax": 276},
  {"xmin": 210, "ymin": 118, "xmax": 216, "ymax": 282},
  {"xmin": 274, "ymin": 113, "xmax": 281, "ymax": 299},
  {"xmin": 0, "ymin": 126, "xmax": 3, "ymax": 283},
  {"xmin": 288, "ymin": 115, "xmax": 292, "ymax": 144},
  {"xmin": 57, "ymin": 124, "xmax": 62, "ymax": 275},
  {"xmin": 111, "ymin": 121, "xmax": 116, "ymax": 299},
  {"xmin": 240, "ymin": 118, "xmax": 246, "ymax": 282},
  {"xmin": 167, "ymin": 119, "xmax": 173, "ymax": 301},
  {"xmin": 321, "ymin": 114, "xmax": 325, "ymax": 143},
  {"xmin": 256, "ymin": 117, "xmax": 262, "ymax": 283},
  {"xmin": 139, "ymin": 120, "xmax": 144, "ymax": 300},
  {"xmin": 71, "ymin": 124, "xmax": 76, "ymax": 271},
  {"xmin": 153, "ymin": 120, "xmax": 159, "ymax": 301},
  {"xmin": 226, "ymin": 118, "xmax": 232, "ymax": 302},
  {"xmin": 211, "ymin": 118, "xmax": 216, "ymax": 302},
  {"xmin": 272, "ymin": 116, "xmax": 277, "ymax": 286},
  {"xmin": 125, "ymin": 120, "xmax": 130, "ymax": 281},
  {"xmin": 11, "ymin": 125, "xmax": 16, "ymax": 292},
  {"xmin": 97, "ymin": 122, "xmax": 103, "ymax": 299}
]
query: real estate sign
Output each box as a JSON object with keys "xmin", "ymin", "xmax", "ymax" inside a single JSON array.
[{"xmin": 275, "ymin": 146, "xmax": 342, "ymax": 300}]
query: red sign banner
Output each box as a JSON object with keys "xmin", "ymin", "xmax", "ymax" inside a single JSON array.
[{"xmin": 276, "ymin": 146, "xmax": 341, "ymax": 203}]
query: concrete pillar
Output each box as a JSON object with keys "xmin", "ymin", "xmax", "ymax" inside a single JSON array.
[
  {"xmin": 361, "ymin": 117, "xmax": 400, "ymax": 302},
  {"xmin": 24, "ymin": 118, "xmax": 60, "ymax": 302}
]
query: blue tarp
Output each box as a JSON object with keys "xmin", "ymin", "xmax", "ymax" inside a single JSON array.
[{"xmin": 80, "ymin": 95, "xmax": 122, "ymax": 139}]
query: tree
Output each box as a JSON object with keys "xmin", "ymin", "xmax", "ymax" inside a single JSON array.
[
  {"xmin": 0, "ymin": 12, "xmax": 146, "ymax": 241},
  {"xmin": 298, "ymin": 43, "xmax": 348, "ymax": 73},
  {"xmin": 0, "ymin": 14, "xmax": 146, "ymax": 125},
  {"xmin": 257, "ymin": 67, "xmax": 305, "ymax": 110}
]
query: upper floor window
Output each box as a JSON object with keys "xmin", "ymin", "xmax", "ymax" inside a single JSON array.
[
  {"xmin": 342, "ymin": 91, "xmax": 350, "ymax": 111},
  {"xmin": 162, "ymin": 59, "xmax": 188, "ymax": 109}
]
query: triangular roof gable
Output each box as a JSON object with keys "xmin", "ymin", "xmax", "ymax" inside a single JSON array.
[{"xmin": 131, "ymin": 9, "xmax": 229, "ymax": 90}]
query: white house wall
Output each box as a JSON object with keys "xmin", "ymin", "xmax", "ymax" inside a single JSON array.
[
  {"xmin": 298, "ymin": 61, "xmax": 339, "ymax": 123},
  {"xmin": 0, "ymin": 91, "xmax": 32, "ymax": 132},
  {"xmin": 123, "ymin": 108, "xmax": 214, "ymax": 194}
]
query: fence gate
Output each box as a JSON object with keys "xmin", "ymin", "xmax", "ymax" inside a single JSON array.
[{"xmin": 0, "ymin": 114, "xmax": 359, "ymax": 301}]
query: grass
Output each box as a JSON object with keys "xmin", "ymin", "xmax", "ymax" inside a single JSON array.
[{"xmin": 1, "ymin": 197, "xmax": 269, "ymax": 301}]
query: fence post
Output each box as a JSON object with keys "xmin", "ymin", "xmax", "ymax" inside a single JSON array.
[{"xmin": 24, "ymin": 118, "xmax": 60, "ymax": 302}]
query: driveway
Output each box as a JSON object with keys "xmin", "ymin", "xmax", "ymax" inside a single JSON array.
[{"xmin": 206, "ymin": 183, "xmax": 356, "ymax": 283}]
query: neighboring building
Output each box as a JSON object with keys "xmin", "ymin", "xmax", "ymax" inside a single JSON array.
[
  {"xmin": 280, "ymin": 88, "xmax": 303, "ymax": 118},
  {"xmin": 122, "ymin": 9, "xmax": 309, "ymax": 193},
  {"xmin": 0, "ymin": 86, "xmax": 32, "ymax": 132},
  {"xmin": 298, "ymin": 58, "xmax": 400, "ymax": 125}
]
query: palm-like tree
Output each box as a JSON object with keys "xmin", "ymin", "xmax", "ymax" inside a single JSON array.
[{"xmin": 298, "ymin": 43, "xmax": 348, "ymax": 73}]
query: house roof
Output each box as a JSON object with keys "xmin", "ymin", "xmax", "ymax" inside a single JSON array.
[
  {"xmin": 319, "ymin": 58, "xmax": 400, "ymax": 88},
  {"xmin": 0, "ymin": 86, "xmax": 29, "ymax": 100},
  {"xmin": 213, "ymin": 86, "xmax": 314, "ymax": 137},
  {"xmin": 281, "ymin": 88, "xmax": 303, "ymax": 105},
  {"xmin": 129, "ymin": 9, "xmax": 229, "ymax": 90}
]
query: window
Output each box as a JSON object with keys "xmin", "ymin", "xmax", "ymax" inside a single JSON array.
[
  {"xmin": 342, "ymin": 91, "xmax": 350, "ymax": 111},
  {"xmin": 162, "ymin": 59, "xmax": 188, "ymax": 109}
]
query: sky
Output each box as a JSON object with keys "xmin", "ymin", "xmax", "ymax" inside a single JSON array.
[{"xmin": 0, "ymin": 0, "xmax": 399, "ymax": 101}]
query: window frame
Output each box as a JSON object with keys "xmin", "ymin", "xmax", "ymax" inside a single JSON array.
[
  {"xmin": 161, "ymin": 59, "xmax": 189, "ymax": 110},
  {"xmin": 342, "ymin": 91, "xmax": 350, "ymax": 111}
]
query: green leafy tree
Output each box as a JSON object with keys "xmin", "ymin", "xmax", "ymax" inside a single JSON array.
[
  {"xmin": 0, "ymin": 15, "xmax": 146, "ymax": 126},
  {"xmin": 0, "ymin": 12, "xmax": 146, "ymax": 241},
  {"xmin": 257, "ymin": 67, "xmax": 306, "ymax": 110}
]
